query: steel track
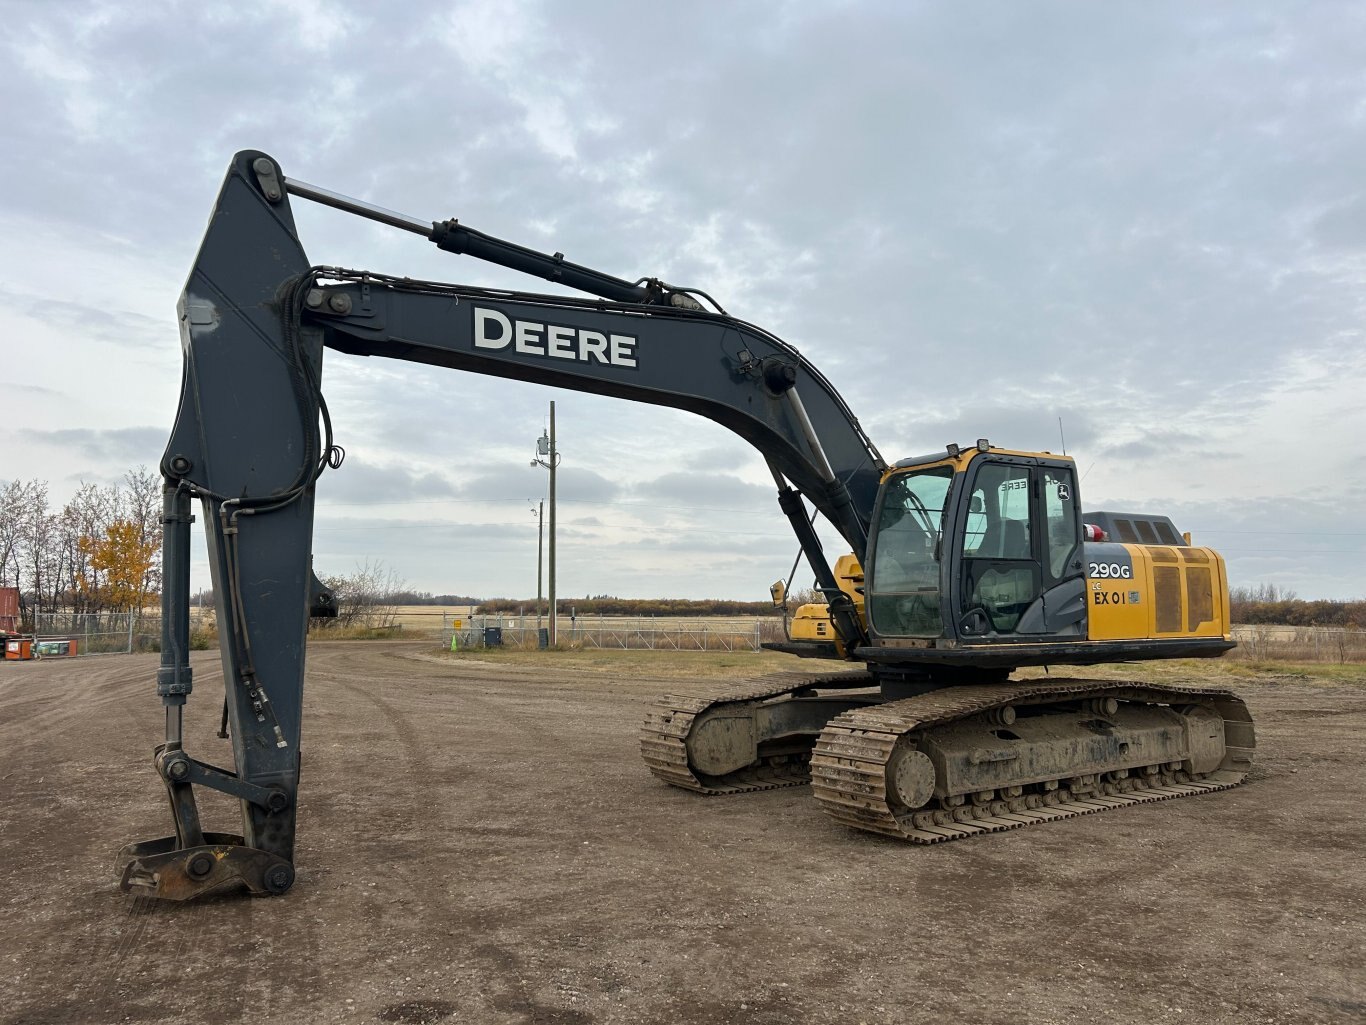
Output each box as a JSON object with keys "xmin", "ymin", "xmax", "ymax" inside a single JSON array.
[
  {"xmin": 639, "ymin": 670, "xmax": 874, "ymax": 794},
  {"xmin": 810, "ymin": 678, "xmax": 1255, "ymax": 842}
]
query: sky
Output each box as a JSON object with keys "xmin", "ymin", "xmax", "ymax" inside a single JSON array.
[{"xmin": 2, "ymin": 1, "xmax": 1364, "ymax": 602}]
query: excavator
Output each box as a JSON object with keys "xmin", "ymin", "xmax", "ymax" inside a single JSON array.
[{"xmin": 116, "ymin": 151, "xmax": 1255, "ymax": 899}]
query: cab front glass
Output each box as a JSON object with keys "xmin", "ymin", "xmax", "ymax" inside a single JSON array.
[{"xmin": 867, "ymin": 465, "xmax": 954, "ymax": 638}]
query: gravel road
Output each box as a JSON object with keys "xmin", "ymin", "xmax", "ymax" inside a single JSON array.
[{"xmin": 1, "ymin": 641, "xmax": 1362, "ymax": 1025}]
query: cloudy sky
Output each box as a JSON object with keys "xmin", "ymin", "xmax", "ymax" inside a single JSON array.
[{"xmin": 3, "ymin": 1, "xmax": 1364, "ymax": 601}]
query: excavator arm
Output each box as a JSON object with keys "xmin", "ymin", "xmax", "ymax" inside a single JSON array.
[{"xmin": 117, "ymin": 150, "xmax": 886, "ymax": 898}]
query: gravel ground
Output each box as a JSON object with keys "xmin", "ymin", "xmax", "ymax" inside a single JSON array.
[{"xmin": 1, "ymin": 641, "xmax": 1363, "ymax": 1025}]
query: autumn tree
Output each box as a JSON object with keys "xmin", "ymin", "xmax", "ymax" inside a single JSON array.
[
  {"xmin": 85, "ymin": 518, "xmax": 160, "ymax": 613},
  {"xmin": 74, "ymin": 468, "xmax": 162, "ymax": 615},
  {"xmin": 117, "ymin": 467, "xmax": 161, "ymax": 606},
  {"xmin": 0, "ymin": 469, "xmax": 161, "ymax": 620},
  {"xmin": 60, "ymin": 482, "xmax": 118, "ymax": 613}
]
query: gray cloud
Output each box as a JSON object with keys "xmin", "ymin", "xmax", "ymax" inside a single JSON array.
[
  {"xmin": 315, "ymin": 457, "xmax": 460, "ymax": 505},
  {"xmin": 314, "ymin": 453, "xmax": 621, "ymax": 508},
  {"xmin": 15, "ymin": 294, "xmax": 167, "ymax": 350},
  {"xmin": 0, "ymin": 382, "xmax": 64, "ymax": 397},
  {"xmin": 6, "ymin": 2, "xmax": 1366, "ymax": 598},
  {"xmin": 20, "ymin": 426, "xmax": 164, "ymax": 465},
  {"xmin": 1099, "ymin": 429, "xmax": 1210, "ymax": 462},
  {"xmin": 629, "ymin": 471, "xmax": 773, "ymax": 512},
  {"xmin": 1089, "ymin": 492, "xmax": 1366, "ymax": 601}
]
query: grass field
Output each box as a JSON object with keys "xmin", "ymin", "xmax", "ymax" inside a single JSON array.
[
  {"xmin": 433, "ymin": 644, "xmax": 1366, "ymax": 687},
  {"xmin": 174, "ymin": 603, "xmax": 1366, "ymax": 663}
]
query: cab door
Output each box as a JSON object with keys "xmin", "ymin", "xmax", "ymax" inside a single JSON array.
[{"xmin": 955, "ymin": 458, "xmax": 1086, "ymax": 639}]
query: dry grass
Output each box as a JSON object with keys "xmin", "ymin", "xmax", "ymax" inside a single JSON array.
[
  {"xmin": 179, "ymin": 607, "xmax": 1366, "ymax": 672},
  {"xmin": 426, "ymin": 645, "xmax": 819, "ymax": 679},
  {"xmin": 1230, "ymin": 623, "xmax": 1366, "ymax": 663}
]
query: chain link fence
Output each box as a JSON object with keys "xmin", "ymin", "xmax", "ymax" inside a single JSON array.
[
  {"xmin": 443, "ymin": 614, "xmax": 785, "ymax": 652},
  {"xmin": 26, "ymin": 609, "xmax": 1364, "ymax": 664},
  {"xmin": 1230, "ymin": 623, "xmax": 1366, "ymax": 663},
  {"xmin": 30, "ymin": 611, "xmax": 158, "ymax": 655}
]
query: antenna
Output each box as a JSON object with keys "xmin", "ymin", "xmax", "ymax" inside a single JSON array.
[{"xmin": 1058, "ymin": 416, "xmax": 1067, "ymax": 456}]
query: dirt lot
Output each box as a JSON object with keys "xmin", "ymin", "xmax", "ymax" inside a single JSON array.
[{"xmin": 1, "ymin": 642, "xmax": 1363, "ymax": 1025}]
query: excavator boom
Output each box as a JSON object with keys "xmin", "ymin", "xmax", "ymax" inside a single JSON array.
[{"xmin": 119, "ymin": 150, "xmax": 884, "ymax": 898}]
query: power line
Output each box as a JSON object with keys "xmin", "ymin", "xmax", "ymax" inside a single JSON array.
[
  {"xmin": 322, "ymin": 499, "xmax": 1366, "ymax": 537},
  {"xmin": 313, "ymin": 522, "xmax": 798, "ymax": 539},
  {"xmin": 1215, "ymin": 548, "xmax": 1364, "ymax": 555},
  {"xmin": 1189, "ymin": 528, "xmax": 1366, "ymax": 537},
  {"xmin": 322, "ymin": 495, "xmax": 777, "ymax": 515}
]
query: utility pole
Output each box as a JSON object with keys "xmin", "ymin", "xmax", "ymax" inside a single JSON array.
[
  {"xmin": 531, "ymin": 400, "xmax": 561, "ymax": 646},
  {"xmin": 532, "ymin": 499, "xmax": 544, "ymax": 626},
  {"xmin": 548, "ymin": 401, "xmax": 558, "ymax": 646}
]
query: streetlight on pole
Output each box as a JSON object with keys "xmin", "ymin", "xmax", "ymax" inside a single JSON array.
[{"xmin": 530, "ymin": 400, "xmax": 560, "ymax": 646}]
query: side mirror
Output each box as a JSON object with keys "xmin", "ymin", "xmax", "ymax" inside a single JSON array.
[{"xmin": 769, "ymin": 580, "xmax": 786, "ymax": 607}]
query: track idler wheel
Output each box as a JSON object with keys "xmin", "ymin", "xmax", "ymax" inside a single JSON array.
[{"xmin": 886, "ymin": 739, "xmax": 935, "ymax": 813}]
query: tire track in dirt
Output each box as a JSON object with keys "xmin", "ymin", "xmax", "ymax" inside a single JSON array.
[
  {"xmin": 0, "ymin": 656, "xmax": 161, "ymax": 750},
  {"xmin": 312, "ymin": 644, "xmax": 605, "ymax": 1024},
  {"xmin": 0, "ymin": 651, "xmax": 275, "ymax": 1025},
  {"xmin": 321, "ymin": 674, "xmax": 491, "ymax": 1019},
  {"xmin": 101, "ymin": 648, "xmax": 310, "ymax": 1025}
]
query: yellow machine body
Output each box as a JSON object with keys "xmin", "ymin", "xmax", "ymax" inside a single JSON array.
[
  {"xmin": 1083, "ymin": 542, "xmax": 1231, "ymax": 641},
  {"xmin": 789, "ymin": 553, "xmax": 865, "ymax": 656},
  {"xmin": 783, "ymin": 446, "xmax": 1233, "ymax": 658}
]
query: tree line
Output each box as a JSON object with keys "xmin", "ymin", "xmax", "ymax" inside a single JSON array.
[
  {"xmin": 4, "ymin": 475, "xmax": 1350, "ymax": 632},
  {"xmin": 0, "ymin": 468, "xmax": 162, "ymax": 623},
  {"xmin": 1228, "ymin": 583, "xmax": 1364, "ymax": 628},
  {"xmin": 477, "ymin": 596, "xmax": 782, "ymax": 617}
]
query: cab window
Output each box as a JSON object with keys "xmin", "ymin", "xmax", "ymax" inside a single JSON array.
[
  {"xmin": 960, "ymin": 463, "xmax": 1033, "ymax": 633},
  {"xmin": 868, "ymin": 466, "xmax": 953, "ymax": 638},
  {"xmin": 1042, "ymin": 466, "xmax": 1079, "ymax": 581}
]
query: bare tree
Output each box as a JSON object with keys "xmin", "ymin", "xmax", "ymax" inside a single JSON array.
[
  {"xmin": 38, "ymin": 507, "xmax": 67, "ymax": 611},
  {"xmin": 788, "ymin": 586, "xmax": 827, "ymax": 607},
  {"xmin": 11, "ymin": 481, "xmax": 51, "ymax": 618},
  {"xmin": 319, "ymin": 560, "xmax": 406, "ymax": 630},
  {"xmin": 0, "ymin": 480, "xmax": 34, "ymax": 591}
]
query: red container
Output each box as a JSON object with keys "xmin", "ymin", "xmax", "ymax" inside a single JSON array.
[
  {"xmin": 5, "ymin": 637, "xmax": 32, "ymax": 660},
  {"xmin": 0, "ymin": 587, "xmax": 17, "ymax": 634}
]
